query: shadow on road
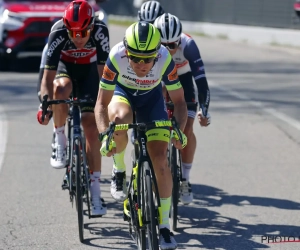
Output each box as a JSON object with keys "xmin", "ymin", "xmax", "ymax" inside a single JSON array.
[{"xmin": 76, "ymin": 179, "xmax": 300, "ymax": 250}]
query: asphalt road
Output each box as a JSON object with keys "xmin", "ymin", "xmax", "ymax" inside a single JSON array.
[{"xmin": 0, "ymin": 24, "xmax": 300, "ymax": 250}]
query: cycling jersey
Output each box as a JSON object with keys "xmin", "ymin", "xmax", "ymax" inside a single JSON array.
[
  {"xmin": 172, "ymin": 33, "xmax": 210, "ymax": 112},
  {"xmin": 100, "ymin": 42, "xmax": 182, "ymax": 142},
  {"xmin": 45, "ymin": 19, "xmax": 109, "ymax": 70},
  {"xmin": 99, "ymin": 42, "xmax": 182, "ymax": 95}
]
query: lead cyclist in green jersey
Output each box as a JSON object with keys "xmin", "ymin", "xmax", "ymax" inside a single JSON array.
[{"xmin": 95, "ymin": 22, "xmax": 187, "ymax": 250}]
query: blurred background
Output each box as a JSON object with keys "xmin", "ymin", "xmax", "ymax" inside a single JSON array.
[
  {"xmin": 102, "ymin": 0, "xmax": 300, "ymax": 29},
  {"xmin": 1, "ymin": 0, "xmax": 299, "ymax": 72}
]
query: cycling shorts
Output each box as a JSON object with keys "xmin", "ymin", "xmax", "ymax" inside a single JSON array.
[
  {"xmin": 55, "ymin": 60, "xmax": 99, "ymax": 113},
  {"xmin": 112, "ymin": 84, "xmax": 170, "ymax": 142}
]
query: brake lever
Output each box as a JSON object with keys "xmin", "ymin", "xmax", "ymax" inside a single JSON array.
[
  {"xmin": 106, "ymin": 122, "xmax": 116, "ymax": 151},
  {"xmin": 171, "ymin": 117, "xmax": 183, "ymax": 144},
  {"xmin": 41, "ymin": 94, "xmax": 48, "ymax": 122}
]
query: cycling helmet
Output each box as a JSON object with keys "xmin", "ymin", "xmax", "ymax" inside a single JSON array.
[
  {"xmin": 63, "ymin": 0, "xmax": 95, "ymax": 31},
  {"xmin": 138, "ymin": 1, "xmax": 165, "ymax": 24},
  {"xmin": 154, "ymin": 13, "xmax": 182, "ymax": 43},
  {"xmin": 123, "ymin": 21, "xmax": 161, "ymax": 55}
]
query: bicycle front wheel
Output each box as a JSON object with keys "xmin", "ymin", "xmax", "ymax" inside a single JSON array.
[
  {"xmin": 142, "ymin": 162, "xmax": 159, "ymax": 250},
  {"xmin": 170, "ymin": 145, "xmax": 179, "ymax": 231},
  {"xmin": 74, "ymin": 139, "xmax": 84, "ymax": 242}
]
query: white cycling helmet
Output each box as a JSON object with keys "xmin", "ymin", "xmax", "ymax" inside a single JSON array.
[
  {"xmin": 138, "ymin": 1, "xmax": 165, "ymax": 23},
  {"xmin": 154, "ymin": 13, "xmax": 182, "ymax": 43}
]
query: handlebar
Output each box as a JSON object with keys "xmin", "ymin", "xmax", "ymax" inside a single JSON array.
[
  {"xmin": 100, "ymin": 116, "xmax": 184, "ymax": 151},
  {"xmin": 41, "ymin": 94, "xmax": 94, "ymax": 122}
]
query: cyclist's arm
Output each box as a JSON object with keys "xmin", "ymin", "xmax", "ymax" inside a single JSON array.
[
  {"xmin": 40, "ymin": 28, "xmax": 66, "ymax": 100},
  {"xmin": 162, "ymin": 57, "xmax": 187, "ymax": 131},
  {"xmin": 37, "ymin": 44, "xmax": 48, "ymax": 103},
  {"xmin": 95, "ymin": 57, "xmax": 118, "ymax": 133},
  {"xmin": 184, "ymin": 38, "xmax": 210, "ymax": 113},
  {"xmin": 94, "ymin": 22, "xmax": 110, "ymax": 78}
]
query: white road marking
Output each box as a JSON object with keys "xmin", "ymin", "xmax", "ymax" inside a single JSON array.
[
  {"xmin": 211, "ymin": 81, "xmax": 300, "ymax": 131},
  {"xmin": 0, "ymin": 105, "xmax": 7, "ymax": 173}
]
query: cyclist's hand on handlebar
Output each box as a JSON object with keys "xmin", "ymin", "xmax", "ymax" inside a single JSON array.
[
  {"xmin": 37, "ymin": 104, "xmax": 52, "ymax": 125},
  {"xmin": 197, "ymin": 108, "xmax": 211, "ymax": 127},
  {"xmin": 100, "ymin": 135, "xmax": 116, "ymax": 157},
  {"xmin": 171, "ymin": 129, "xmax": 187, "ymax": 150}
]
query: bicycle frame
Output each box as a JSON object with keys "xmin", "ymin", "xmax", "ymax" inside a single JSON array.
[
  {"xmin": 165, "ymin": 94, "xmax": 198, "ymax": 231},
  {"xmin": 126, "ymin": 126, "xmax": 161, "ymax": 227},
  {"xmin": 41, "ymin": 95, "xmax": 98, "ymax": 243},
  {"xmin": 102, "ymin": 119, "xmax": 182, "ymax": 249}
]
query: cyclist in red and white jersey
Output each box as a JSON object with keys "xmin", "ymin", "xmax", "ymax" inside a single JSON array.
[
  {"xmin": 154, "ymin": 13, "xmax": 211, "ymax": 205},
  {"xmin": 37, "ymin": 0, "xmax": 110, "ymax": 216}
]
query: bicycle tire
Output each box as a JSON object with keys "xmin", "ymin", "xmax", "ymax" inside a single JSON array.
[
  {"xmin": 74, "ymin": 139, "xmax": 84, "ymax": 242},
  {"xmin": 137, "ymin": 228, "xmax": 146, "ymax": 250},
  {"xmin": 142, "ymin": 162, "xmax": 159, "ymax": 250},
  {"xmin": 170, "ymin": 145, "xmax": 179, "ymax": 231}
]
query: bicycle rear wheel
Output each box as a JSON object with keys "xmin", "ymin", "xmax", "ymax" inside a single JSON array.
[
  {"xmin": 170, "ymin": 145, "xmax": 179, "ymax": 231},
  {"xmin": 74, "ymin": 139, "xmax": 84, "ymax": 242},
  {"xmin": 142, "ymin": 162, "xmax": 159, "ymax": 250}
]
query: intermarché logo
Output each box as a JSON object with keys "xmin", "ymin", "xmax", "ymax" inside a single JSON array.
[{"xmin": 261, "ymin": 236, "xmax": 300, "ymax": 243}]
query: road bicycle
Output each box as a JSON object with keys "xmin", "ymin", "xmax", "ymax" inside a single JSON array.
[
  {"xmin": 41, "ymin": 94, "xmax": 101, "ymax": 243},
  {"xmin": 165, "ymin": 99, "xmax": 198, "ymax": 231},
  {"xmin": 100, "ymin": 117, "xmax": 183, "ymax": 250}
]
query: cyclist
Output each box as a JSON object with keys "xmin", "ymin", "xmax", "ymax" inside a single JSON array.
[
  {"xmin": 95, "ymin": 22, "xmax": 187, "ymax": 249},
  {"xmin": 154, "ymin": 13, "xmax": 211, "ymax": 205},
  {"xmin": 37, "ymin": 0, "xmax": 110, "ymax": 216},
  {"xmin": 37, "ymin": 0, "xmax": 109, "ymax": 145},
  {"xmin": 138, "ymin": 0, "xmax": 165, "ymax": 23}
]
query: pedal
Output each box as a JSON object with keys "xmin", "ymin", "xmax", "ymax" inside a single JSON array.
[
  {"xmin": 61, "ymin": 174, "xmax": 69, "ymax": 190},
  {"xmin": 61, "ymin": 183, "xmax": 69, "ymax": 190},
  {"xmin": 123, "ymin": 211, "xmax": 130, "ymax": 222},
  {"xmin": 89, "ymin": 214, "xmax": 103, "ymax": 218}
]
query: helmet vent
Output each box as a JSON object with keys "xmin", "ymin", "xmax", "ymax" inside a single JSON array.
[{"xmin": 73, "ymin": 3, "xmax": 80, "ymax": 21}]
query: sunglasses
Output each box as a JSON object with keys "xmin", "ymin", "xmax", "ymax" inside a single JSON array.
[
  {"xmin": 128, "ymin": 54, "xmax": 156, "ymax": 64},
  {"xmin": 67, "ymin": 29, "xmax": 91, "ymax": 38},
  {"xmin": 162, "ymin": 40, "xmax": 180, "ymax": 50}
]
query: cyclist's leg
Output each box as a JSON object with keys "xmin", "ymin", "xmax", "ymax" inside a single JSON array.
[
  {"xmin": 76, "ymin": 63, "xmax": 106, "ymax": 215},
  {"xmin": 50, "ymin": 61, "xmax": 72, "ymax": 169},
  {"xmin": 136, "ymin": 85, "xmax": 177, "ymax": 249},
  {"xmin": 108, "ymin": 85, "xmax": 133, "ymax": 201},
  {"xmin": 178, "ymin": 72, "xmax": 197, "ymax": 204},
  {"xmin": 38, "ymin": 44, "xmax": 57, "ymax": 147}
]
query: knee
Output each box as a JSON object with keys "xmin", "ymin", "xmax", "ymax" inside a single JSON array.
[
  {"xmin": 110, "ymin": 113, "xmax": 130, "ymax": 137},
  {"xmin": 184, "ymin": 123, "xmax": 194, "ymax": 138},
  {"xmin": 151, "ymin": 150, "xmax": 168, "ymax": 175},
  {"xmin": 81, "ymin": 115, "xmax": 98, "ymax": 142},
  {"xmin": 53, "ymin": 79, "xmax": 71, "ymax": 99}
]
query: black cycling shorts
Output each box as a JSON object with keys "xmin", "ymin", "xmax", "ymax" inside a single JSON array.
[{"xmin": 55, "ymin": 60, "xmax": 99, "ymax": 113}]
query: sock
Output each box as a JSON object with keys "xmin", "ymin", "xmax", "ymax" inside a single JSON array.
[
  {"xmin": 112, "ymin": 150, "xmax": 126, "ymax": 172},
  {"xmin": 159, "ymin": 197, "xmax": 171, "ymax": 230},
  {"xmin": 54, "ymin": 125, "xmax": 66, "ymax": 146},
  {"xmin": 90, "ymin": 171, "xmax": 101, "ymax": 198},
  {"xmin": 182, "ymin": 162, "xmax": 192, "ymax": 181}
]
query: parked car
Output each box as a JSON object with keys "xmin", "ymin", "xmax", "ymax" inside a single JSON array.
[
  {"xmin": 295, "ymin": 0, "xmax": 300, "ymax": 18},
  {"xmin": 0, "ymin": 0, "xmax": 108, "ymax": 70}
]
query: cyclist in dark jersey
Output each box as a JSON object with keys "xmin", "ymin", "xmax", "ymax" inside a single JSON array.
[{"xmin": 37, "ymin": 0, "xmax": 110, "ymax": 216}]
